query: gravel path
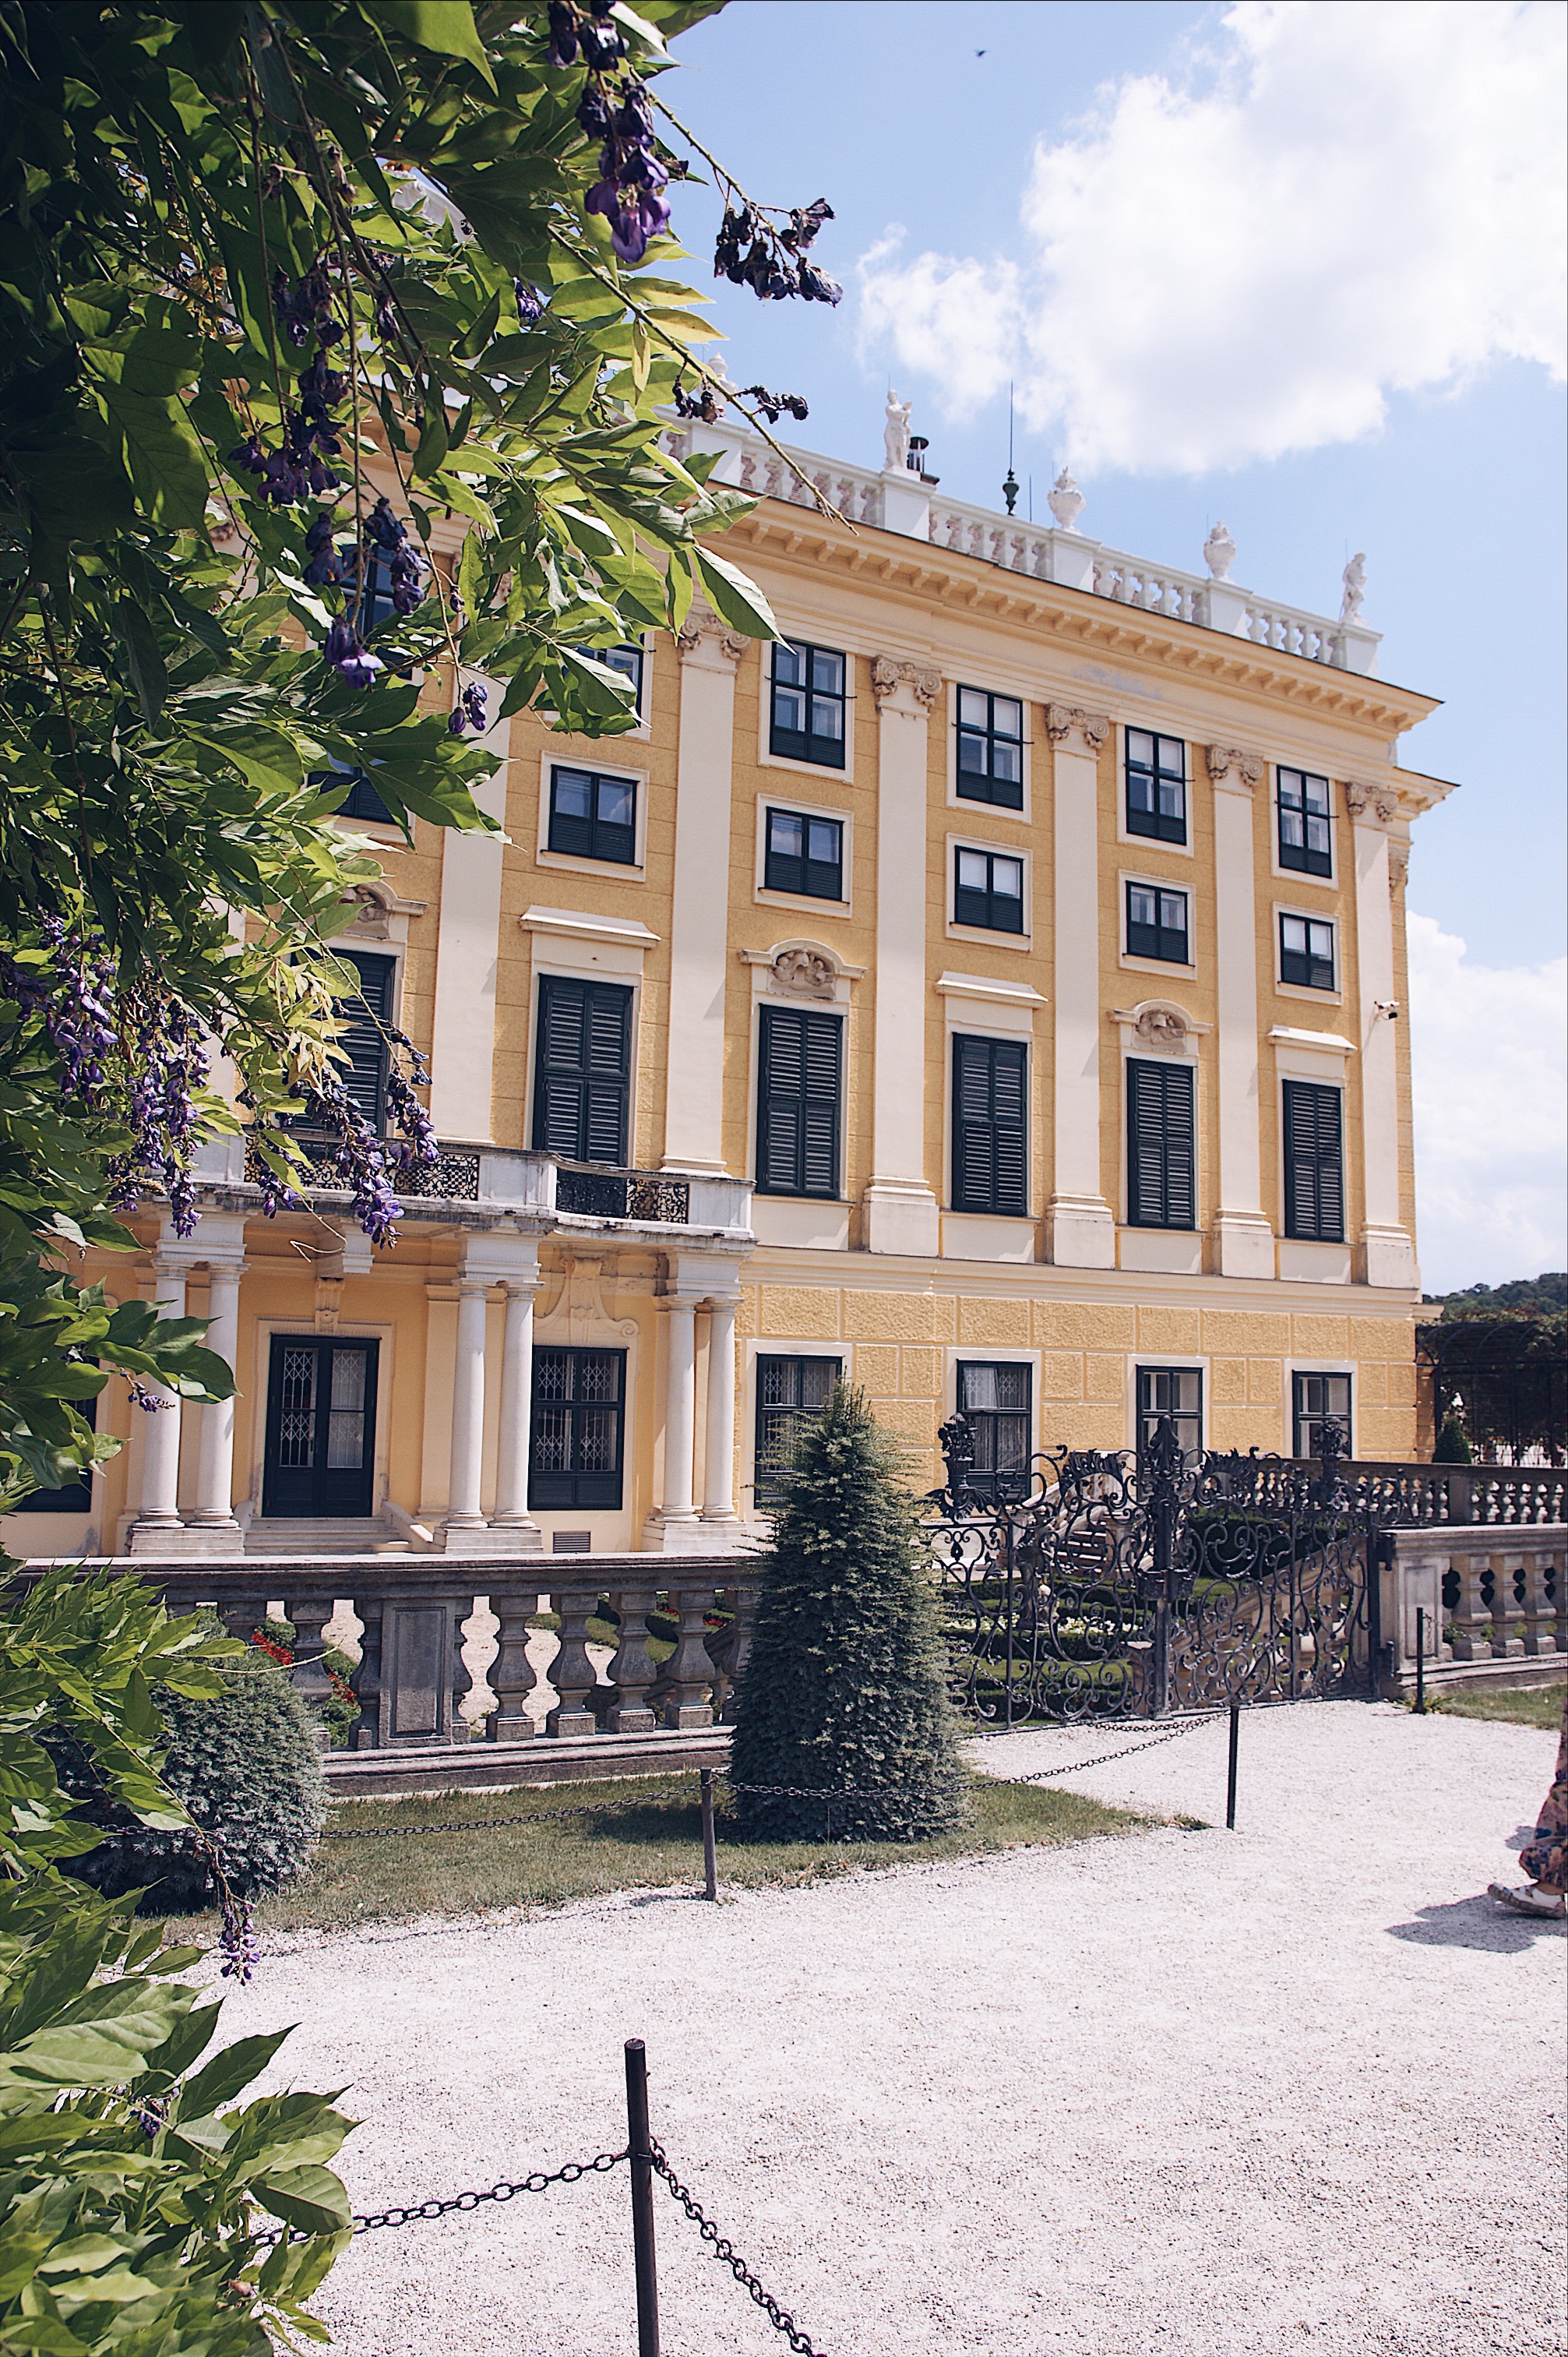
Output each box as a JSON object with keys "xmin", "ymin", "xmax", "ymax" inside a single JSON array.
[{"xmin": 221, "ymin": 1700, "xmax": 1566, "ymax": 2356}]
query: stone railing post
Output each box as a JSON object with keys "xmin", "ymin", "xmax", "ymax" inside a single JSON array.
[
  {"xmin": 488, "ymin": 1582, "xmax": 541, "ymax": 1741},
  {"xmin": 607, "ymin": 1584, "xmax": 659, "ymax": 1734},
  {"xmin": 545, "ymin": 1587, "xmax": 601, "ymax": 1737},
  {"xmin": 283, "ymin": 1588, "xmax": 337, "ymax": 1752},
  {"xmin": 351, "ymin": 1594, "xmax": 385, "ymax": 1748},
  {"xmin": 660, "ymin": 1583, "xmax": 717, "ymax": 1729}
]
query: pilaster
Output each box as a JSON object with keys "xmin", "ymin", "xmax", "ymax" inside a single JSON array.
[
  {"xmin": 865, "ymin": 656, "xmax": 942, "ymax": 1255},
  {"xmin": 664, "ymin": 602, "xmax": 747, "ymax": 1176},
  {"xmin": 428, "ymin": 671, "xmax": 508, "ymax": 1141},
  {"xmin": 1045, "ymin": 705, "xmax": 1115, "ymax": 1268},
  {"xmin": 1346, "ymin": 783, "xmax": 1417, "ymax": 1289},
  {"xmin": 1206, "ymin": 746, "xmax": 1276, "ymax": 1280}
]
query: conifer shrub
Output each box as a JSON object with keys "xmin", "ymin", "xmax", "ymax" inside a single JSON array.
[
  {"xmin": 731, "ymin": 1385, "xmax": 966, "ymax": 1842},
  {"xmin": 1433, "ymin": 1413, "xmax": 1473, "ymax": 1463},
  {"xmin": 59, "ymin": 1618, "xmax": 326, "ymax": 1911}
]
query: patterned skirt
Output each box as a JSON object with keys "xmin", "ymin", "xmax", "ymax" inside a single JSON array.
[{"xmin": 1520, "ymin": 1692, "xmax": 1568, "ymax": 1888}]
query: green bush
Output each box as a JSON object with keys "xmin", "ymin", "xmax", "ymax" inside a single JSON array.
[
  {"xmin": 731, "ymin": 1385, "xmax": 966, "ymax": 1843},
  {"xmin": 59, "ymin": 1616, "xmax": 326, "ymax": 1912},
  {"xmin": 1433, "ymin": 1413, "xmax": 1473, "ymax": 1463}
]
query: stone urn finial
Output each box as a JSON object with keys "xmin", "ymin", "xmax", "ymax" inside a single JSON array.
[
  {"xmin": 1047, "ymin": 467, "xmax": 1085, "ymax": 532},
  {"xmin": 1203, "ymin": 520, "xmax": 1237, "ymax": 580}
]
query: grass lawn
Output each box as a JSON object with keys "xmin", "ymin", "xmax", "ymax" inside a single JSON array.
[
  {"xmin": 1418, "ymin": 1680, "xmax": 1566, "ymax": 1731},
  {"xmin": 172, "ymin": 1772, "xmax": 1148, "ymax": 1939}
]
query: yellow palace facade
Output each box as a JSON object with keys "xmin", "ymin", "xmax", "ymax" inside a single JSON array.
[{"xmin": 7, "ymin": 407, "xmax": 1453, "ymax": 1564}]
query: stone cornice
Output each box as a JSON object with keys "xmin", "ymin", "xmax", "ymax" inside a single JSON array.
[{"xmin": 716, "ymin": 509, "xmax": 1441, "ymax": 739}]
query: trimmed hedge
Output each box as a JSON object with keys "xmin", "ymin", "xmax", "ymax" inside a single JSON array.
[
  {"xmin": 731, "ymin": 1385, "xmax": 966, "ymax": 1843},
  {"xmin": 58, "ymin": 1620, "xmax": 326, "ymax": 1912}
]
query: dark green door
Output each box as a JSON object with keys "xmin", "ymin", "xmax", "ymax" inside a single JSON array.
[{"xmin": 263, "ymin": 1336, "xmax": 379, "ymax": 1518}]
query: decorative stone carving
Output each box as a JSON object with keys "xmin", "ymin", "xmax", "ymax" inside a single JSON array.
[
  {"xmin": 1344, "ymin": 781, "xmax": 1369, "ymax": 816},
  {"xmin": 1134, "ymin": 1004, "xmax": 1189, "ymax": 1050},
  {"xmin": 1387, "ymin": 844, "xmax": 1410, "ymax": 896},
  {"xmin": 883, "ymin": 390, "xmax": 912, "ymax": 473},
  {"xmin": 1045, "ymin": 703, "xmax": 1111, "ymax": 753},
  {"xmin": 869, "ymin": 654, "xmax": 940, "ymax": 711},
  {"xmin": 675, "ymin": 600, "xmax": 749, "ymax": 667},
  {"xmin": 1046, "ymin": 468, "xmax": 1085, "ymax": 532},
  {"xmin": 1204, "ymin": 744, "xmax": 1263, "ymax": 788},
  {"xmin": 1203, "ymin": 520, "xmax": 1237, "ymax": 580},
  {"xmin": 1340, "ymin": 551, "xmax": 1367, "ymax": 624},
  {"xmin": 1344, "ymin": 782, "xmax": 1398, "ymax": 825},
  {"xmin": 771, "ymin": 946, "xmax": 838, "ymax": 1000},
  {"xmin": 347, "ymin": 887, "xmax": 391, "ymax": 939}
]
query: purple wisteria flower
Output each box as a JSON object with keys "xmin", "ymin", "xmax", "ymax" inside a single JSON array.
[
  {"xmin": 323, "ymin": 618, "xmax": 384, "ymax": 688},
  {"xmin": 362, "ymin": 496, "xmax": 425, "ymax": 616},
  {"xmin": 513, "ymin": 279, "xmax": 547, "ymax": 326},
  {"xmin": 447, "ymin": 680, "xmax": 488, "ymax": 736}
]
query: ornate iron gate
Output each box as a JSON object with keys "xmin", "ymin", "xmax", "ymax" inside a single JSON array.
[{"xmin": 922, "ymin": 1415, "xmax": 1381, "ymax": 1724}]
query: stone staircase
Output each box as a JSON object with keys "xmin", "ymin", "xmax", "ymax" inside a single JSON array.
[{"xmin": 241, "ymin": 1517, "xmax": 413, "ymax": 1558}]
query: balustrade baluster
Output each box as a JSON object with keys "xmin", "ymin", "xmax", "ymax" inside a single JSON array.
[
  {"xmin": 1495, "ymin": 1554, "xmax": 1528, "ymax": 1657},
  {"xmin": 660, "ymin": 1584, "xmax": 718, "ymax": 1729},
  {"xmin": 487, "ymin": 1581, "xmax": 541, "ymax": 1741},
  {"xmin": 607, "ymin": 1584, "xmax": 660, "ymax": 1733},
  {"xmin": 351, "ymin": 1594, "xmax": 384, "ymax": 1748},
  {"xmin": 282, "ymin": 1588, "xmax": 337, "ymax": 1751},
  {"xmin": 544, "ymin": 1586, "xmax": 601, "ymax": 1738}
]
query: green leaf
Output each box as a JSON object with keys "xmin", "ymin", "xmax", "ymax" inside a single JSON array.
[
  {"xmin": 177, "ymin": 2027, "xmax": 295, "ymax": 2124},
  {"xmin": 252, "ymin": 2164, "xmax": 353, "ymax": 2236},
  {"xmin": 377, "ymin": 1, "xmax": 497, "ymax": 90},
  {"xmin": 692, "ymin": 545, "xmax": 780, "ymax": 640}
]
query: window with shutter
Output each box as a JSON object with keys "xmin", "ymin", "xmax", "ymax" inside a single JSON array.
[
  {"xmin": 757, "ymin": 1005, "xmax": 841, "ymax": 1197},
  {"xmin": 337, "ymin": 951, "xmax": 394, "ymax": 1131},
  {"xmin": 1126, "ymin": 1058, "xmax": 1196, "ymax": 1229},
  {"xmin": 1282, "ymin": 1080, "xmax": 1344, "ymax": 1241},
  {"xmin": 951, "ymin": 1036, "xmax": 1028, "ymax": 1215},
  {"xmin": 531, "ymin": 976, "xmax": 632, "ymax": 1165}
]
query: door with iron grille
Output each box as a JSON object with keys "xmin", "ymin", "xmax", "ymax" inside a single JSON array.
[{"xmin": 263, "ymin": 1336, "xmax": 379, "ymax": 1517}]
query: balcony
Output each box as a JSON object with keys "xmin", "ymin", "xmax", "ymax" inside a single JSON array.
[{"xmin": 222, "ymin": 1135, "xmax": 752, "ymax": 1238}]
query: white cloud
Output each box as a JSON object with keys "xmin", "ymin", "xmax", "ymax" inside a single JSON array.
[
  {"xmin": 1407, "ymin": 912, "xmax": 1567, "ymax": 1293},
  {"xmin": 857, "ymin": 1, "xmax": 1566, "ymax": 472}
]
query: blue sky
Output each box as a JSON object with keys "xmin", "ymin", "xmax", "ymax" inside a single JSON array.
[{"xmin": 661, "ymin": 0, "xmax": 1566, "ymax": 1290}]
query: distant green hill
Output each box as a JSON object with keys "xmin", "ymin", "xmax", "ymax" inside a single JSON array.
[{"xmin": 1421, "ymin": 1272, "xmax": 1566, "ymax": 1321}]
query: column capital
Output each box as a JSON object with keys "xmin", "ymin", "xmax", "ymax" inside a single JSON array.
[
  {"xmin": 1344, "ymin": 780, "xmax": 1398, "ymax": 825},
  {"xmin": 675, "ymin": 598, "xmax": 749, "ymax": 669},
  {"xmin": 869, "ymin": 654, "xmax": 941, "ymax": 715},
  {"xmin": 1204, "ymin": 743, "xmax": 1264, "ymax": 789},
  {"xmin": 1045, "ymin": 703, "xmax": 1110, "ymax": 755}
]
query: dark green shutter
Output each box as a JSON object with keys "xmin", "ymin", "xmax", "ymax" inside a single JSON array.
[
  {"xmin": 532, "ymin": 976, "xmax": 632, "ymax": 1163},
  {"xmin": 1127, "ymin": 1059, "xmax": 1195, "ymax": 1228},
  {"xmin": 758, "ymin": 1007, "xmax": 840, "ymax": 1195},
  {"xmin": 953, "ymin": 1036, "xmax": 1027, "ymax": 1214},
  {"xmin": 339, "ymin": 951, "xmax": 393, "ymax": 1130},
  {"xmin": 1283, "ymin": 1080, "xmax": 1344, "ymax": 1240}
]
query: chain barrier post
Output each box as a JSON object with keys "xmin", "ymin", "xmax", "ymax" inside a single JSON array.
[
  {"xmin": 699, "ymin": 1769, "xmax": 718, "ymax": 1900},
  {"xmin": 1225, "ymin": 1700, "xmax": 1240, "ymax": 1830},
  {"xmin": 624, "ymin": 2039, "xmax": 660, "ymax": 2356},
  {"xmin": 1413, "ymin": 1605, "xmax": 1427, "ymax": 1715}
]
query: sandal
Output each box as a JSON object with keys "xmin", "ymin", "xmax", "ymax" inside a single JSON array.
[{"xmin": 1486, "ymin": 1881, "xmax": 1566, "ymax": 1918}]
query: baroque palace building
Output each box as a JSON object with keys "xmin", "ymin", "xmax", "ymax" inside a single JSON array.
[{"xmin": 9, "ymin": 402, "xmax": 1455, "ymax": 1564}]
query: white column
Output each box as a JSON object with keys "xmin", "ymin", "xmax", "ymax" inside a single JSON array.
[
  {"xmin": 701, "ymin": 1293, "xmax": 739, "ymax": 1523},
  {"xmin": 664, "ymin": 604, "xmax": 746, "ymax": 1174},
  {"xmin": 1348, "ymin": 786, "xmax": 1417, "ymax": 1288},
  {"xmin": 127, "ymin": 1258, "xmax": 187, "ymax": 1540},
  {"xmin": 428, "ymin": 671, "xmax": 509, "ymax": 1141},
  {"xmin": 865, "ymin": 656, "xmax": 942, "ymax": 1254},
  {"xmin": 442, "ymin": 1277, "xmax": 490, "ymax": 1532},
  {"xmin": 492, "ymin": 1275, "xmax": 540, "ymax": 1532},
  {"xmin": 643, "ymin": 1282, "xmax": 705, "ymax": 1549},
  {"xmin": 1045, "ymin": 705, "xmax": 1115, "ymax": 1268},
  {"xmin": 1207, "ymin": 746, "xmax": 1276, "ymax": 1279},
  {"xmin": 189, "ymin": 1258, "xmax": 245, "ymax": 1534}
]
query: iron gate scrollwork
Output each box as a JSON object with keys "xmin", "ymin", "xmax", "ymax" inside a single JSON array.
[{"xmin": 922, "ymin": 1414, "xmax": 1379, "ymax": 1724}]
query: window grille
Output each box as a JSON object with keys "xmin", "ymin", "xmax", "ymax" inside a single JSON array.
[
  {"xmin": 957, "ymin": 1360, "xmax": 1032, "ymax": 1501},
  {"xmin": 754, "ymin": 1354, "xmax": 841, "ymax": 1507},
  {"xmin": 530, "ymin": 1347, "xmax": 626, "ymax": 1509},
  {"xmin": 1294, "ymin": 1371, "xmax": 1351, "ymax": 1458},
  {"xmin": 1137, "ymin": 1365, "xmax": 1203, "ymax": 1456}
]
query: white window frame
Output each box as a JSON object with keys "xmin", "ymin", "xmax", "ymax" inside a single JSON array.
[
  {"xmin": 1270, "ymin": 762, "xmax": 1337, "ymax": 889},
  {"xmin": 757, "ymin": 638, "xmax": 859, "ymax": 785},
  {"xmin": 753, "ymin": 795, "xmax": 854, "ymax": 918},
  {"xmin": 1117, "ymin": 722, "xmax": 1194, "ymax": 859},
  {"xmin": 946, "ymin": 679, "xmax": 1033, "ymax": 824},
  {"xmin": 535, "ymin": 750, "xmax": 650, "ymax": 880},
  {"xmin": 1119, "ymin": 868, "xmax": 1197, "ymax": 977},
  {"xmin": 946, "ymin": 832, "xmax": 1033, "ymax": 950},
  {"xmin": 1274, "ymin": 901, "xmax": 1344, "ymax": 1004}
]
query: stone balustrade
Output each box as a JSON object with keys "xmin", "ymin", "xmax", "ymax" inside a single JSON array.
[
  {"xmin": 661, "ymin": 417, "xmax": 1379, "ymax": 676},
  {"xmin": 133, "ymin": 1555, "xmax": 759, "ymax": 1749},
  {"xmin": 1383, "ymin": 1524, "xmax": 1566, "ymax": 1689}
]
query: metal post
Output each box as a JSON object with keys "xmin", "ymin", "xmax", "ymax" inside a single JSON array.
[
  {"xmin": 1003, "ymin": 1512, "xmax": 1016, "ymax": 1730},
  {"xmin": 623, "ymin": 2039, "xmax": 660, "ymax": 2357},
  {"xmin": 699, "ymin": 1769, "xmax": 717, "ymax": 1901},
  {"xmin": 1225, "ymin": 1700, "xmax": 1240, "ymax": 1830},
  {"xmin": 1413, "ymin": 1606, "xmax": 1427, "ymax": 1716}
]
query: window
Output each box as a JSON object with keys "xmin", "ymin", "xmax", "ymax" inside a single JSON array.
[
  {"xmin": 336, "ymin": 951, "xmax": 394, "ymax": 1131},
  {"xmin": 764, "ymin": 808, "xmax": 844, "ymax": 901},
  {"xmin": 953, "ymin": 847, "xmax": 1025, "ymax": 933},
  {"xmin": 1137, "ymin": 1366, "xmax": 1203, "ymax": 1457},
  {"xmin": 757, "ymin": 1004, "xmax": 841, "ymax": 1197},
  {"xmin": 1126, "ymin": 730, "xmax": 1188, "ymax": 845},
  {"xmin": 547, "ymin": 765, "xmax": 637, "ymax": 866},
  {"xmin": 531, "ymin": 976, "xmax": 632, "ymax": 1165},
  {"xmin": 1277, "ymin": 767, "xmax": 1332, "ymax": 877},
  {"xmin": 951, "ymin": 1036, "xmax": 1028, "ymax": 1216},
  {"xmin": 601, "ymin": 641, "xmax": 644, "ymax": 714},
  {"xmin": 1293, "ymin": 1371, "xmax": 1351, "ymax": 1459},
  {"xmin": 28, "ymin": 1376, "xmax": 96, "ymax": 1512},
  {"xmin": 1279, "ymin": 912, "xmax": 1336, "ymax": 990},
  {"xmin": 770, "ymin": 640, "xmax": 847, "ymax": 767},
  {"xmin": 358, "ymin": 552, "xmax": 403, "ymax": 637},
  {"xmin": 956, "ymin": 686, "xmax": 1024, "ymax": 810},
  {"xmin": 311, "ymin": 759, "xmax": 395, "ymax": 825},
  {"xmin": 1127, "ymin": 1058, "xmax": 1196, "ymax": 1229},
  {"xmin": 1126, "ymin": 882, "xmax": 1189, "ymax": 965},
  {"xmin": 1282, "ymin": 1079, "xmax": 1344, "ymax": 1242},
  {"xmin": 957, "ymin": 1360, "xmax": 1032, "ymax": 1501},
  {"xmin": 530, "ymin": 1347, "xmax": 626, "ymax": 1509},
  {"xmin": 754, "ymin": 1354, "xmax": 841, "ymax": 1508}
]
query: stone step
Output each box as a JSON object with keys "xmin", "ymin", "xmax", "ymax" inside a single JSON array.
[
  {"xmin": 243, "ymin": 1519, "xmax": 410, "ymax": 1558},
  {"xmin": 323, "ymin": 1724, "xmax": 731, "ymax": 1798}
]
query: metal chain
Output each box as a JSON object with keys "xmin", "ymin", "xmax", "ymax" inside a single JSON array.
[
  {"xmin": 650, "ymin": 2144, "xmax": 825, "ymax": 2355},
  {"xmin": 724, "ymin": 1780, "xmax": 901, "ymax": 1801},
  {"xmin": 353, "ymin": 2148, "xmax": 625, "ymax": 2232},
  {"xmin": 994, "ymin": 1710, "xmax": 1228, "ymax": 1784}
]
